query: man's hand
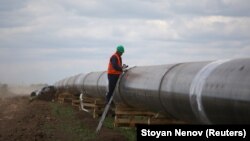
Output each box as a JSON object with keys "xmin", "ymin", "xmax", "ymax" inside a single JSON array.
[
  {"xmin": 122, "ymin": 64, "xmax": 128, "ymax": 69},
  {"xmin": 122, "ymin": 64, "xmax": 129, "ymax": 72}
]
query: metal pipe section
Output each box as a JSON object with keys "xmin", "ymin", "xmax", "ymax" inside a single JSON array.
[
  {"xmin": 54, "ymin": 58, "xmax": 250, "ymax": 124},
  {"xmin": 82, "ymin": 71, "xmax": 107, "ymax": 98}
]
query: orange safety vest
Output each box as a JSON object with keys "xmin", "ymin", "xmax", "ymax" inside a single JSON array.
[{"xmin": 108, "ymin": 53, "xmax": 122, "ymax": 74}]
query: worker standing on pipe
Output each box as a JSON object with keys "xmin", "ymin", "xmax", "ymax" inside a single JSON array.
[{"xmin": 106, "ymin": 45, "xmax": 128, "ymax": 104}]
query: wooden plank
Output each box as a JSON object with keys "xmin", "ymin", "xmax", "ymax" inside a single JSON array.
[
  {"xmin": 80, "ymin": 96, "xmax": 106, "ymax": 119},
  {"xmin": 83, "ymin": 103, "xmax": 98, "ymax": 107},
  {"xmin": 113, "ymin": 103, "xmax": 188, "ymax": 127},
  {"xmin": 114, "ymin": 116, "xmax": 178, "ymax": 127},
  {"xmin": 72, "ymin": 100, "xmax": 80, "ymax": 104},
  {"xmin": 63, "ymin": 98, "xmax": 72, "ymax": 103},
  {"xmin": 149, "ymin": 118, "xmax": 187, "ymax": 124},
  {"xmin": 115, "ymin": 111, "xmax": 155, "ymax": 116},
  {"xmin": 114, "ymin": 118, "xmax": 150, "ymax": 127},
  {"xmin": 71, "ymin": 95, "xmax": 80, "ymax": 109}
]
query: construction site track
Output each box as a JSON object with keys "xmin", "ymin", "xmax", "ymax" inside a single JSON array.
[{"xmin": 0, "ymin": 95, "xmax": 129, "ymax": 141}]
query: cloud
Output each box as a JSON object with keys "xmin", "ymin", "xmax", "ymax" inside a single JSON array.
[
  {"xmin": 0, "ymin": 0, "xmax": 250, "ymax": 84},
  {"xmin": 164, "ymin": 0, "xmax": 250, "ymax": 17}
]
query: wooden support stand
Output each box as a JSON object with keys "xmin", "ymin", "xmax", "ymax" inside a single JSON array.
[
  {"xmin": 81, "ymin": 96, "xmax": 106, "ymax": 119},
  {"xmin": 57, "ymin": 92, "xmax": 72, "ymax": 104},
  {"xmin": 114, "ymin": 104, "xmax": 185, "ymax": 127},
  {"xmin": 71, "ymin": 95, "xmax": 80, "ymax": 109}
]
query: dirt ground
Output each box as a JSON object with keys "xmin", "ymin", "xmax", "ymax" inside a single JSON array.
[{"xmin": 0, "ymin": 95, "xmax": 133, "ymax": 141}]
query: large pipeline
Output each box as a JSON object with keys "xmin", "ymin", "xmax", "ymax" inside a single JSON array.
[{"xmin": 54, "ymin": 58, "xmax": 250, "ymax": 124}]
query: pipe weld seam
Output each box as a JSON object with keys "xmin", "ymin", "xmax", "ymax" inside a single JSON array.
[{"xmin": 189, "ymin": 59, "xmax": 231, "ymax": 123}]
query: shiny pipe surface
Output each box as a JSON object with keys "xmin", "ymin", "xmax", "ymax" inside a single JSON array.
[
  {"xmin": 82, "ymin": 71, "xmax": 107, "ymax": 98},
  {"xmin": 54, "ymin": 58, "xmax": 250, "ymax": 124}
]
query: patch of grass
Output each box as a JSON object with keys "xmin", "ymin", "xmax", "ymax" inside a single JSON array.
[
  {"xmin": 118, "ymin": 127, "xmax": 136, "ymax": 141},
  {"xmin": 103, "ymin": 116, "xmax": 114, "ymax": 129},
  {"xmin": 51, "ymin": 103, "xmax": 74, "ymax": 119},
  {"xmin": 103, "ymin": 117, "xmax": 136, "ymax": 141},
  {"xmin": 43, "ymin": 102, "xmax": 136, "ymax": 141},
  {"xmin": 42, "ymin": 103, "xmax": 96, "ymax": 141}
]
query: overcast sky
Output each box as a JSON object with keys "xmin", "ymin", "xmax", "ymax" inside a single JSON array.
[{"xmin": 1, "ymin": 0, "xmax": 250, "ymax": 85}]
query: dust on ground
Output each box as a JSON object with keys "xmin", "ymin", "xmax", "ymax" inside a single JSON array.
[
  {"xmin": 0, "ymin": 83, "xmax": 45, "ymax": 98},
  {"xmin": 0, "ymin": 95, "xmax": 133, "ymax": 141}
]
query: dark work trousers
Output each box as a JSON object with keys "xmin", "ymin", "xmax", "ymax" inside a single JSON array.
[{"xmin": 106, "ymin": 74, "xmax": 120, "ymax": 104}]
